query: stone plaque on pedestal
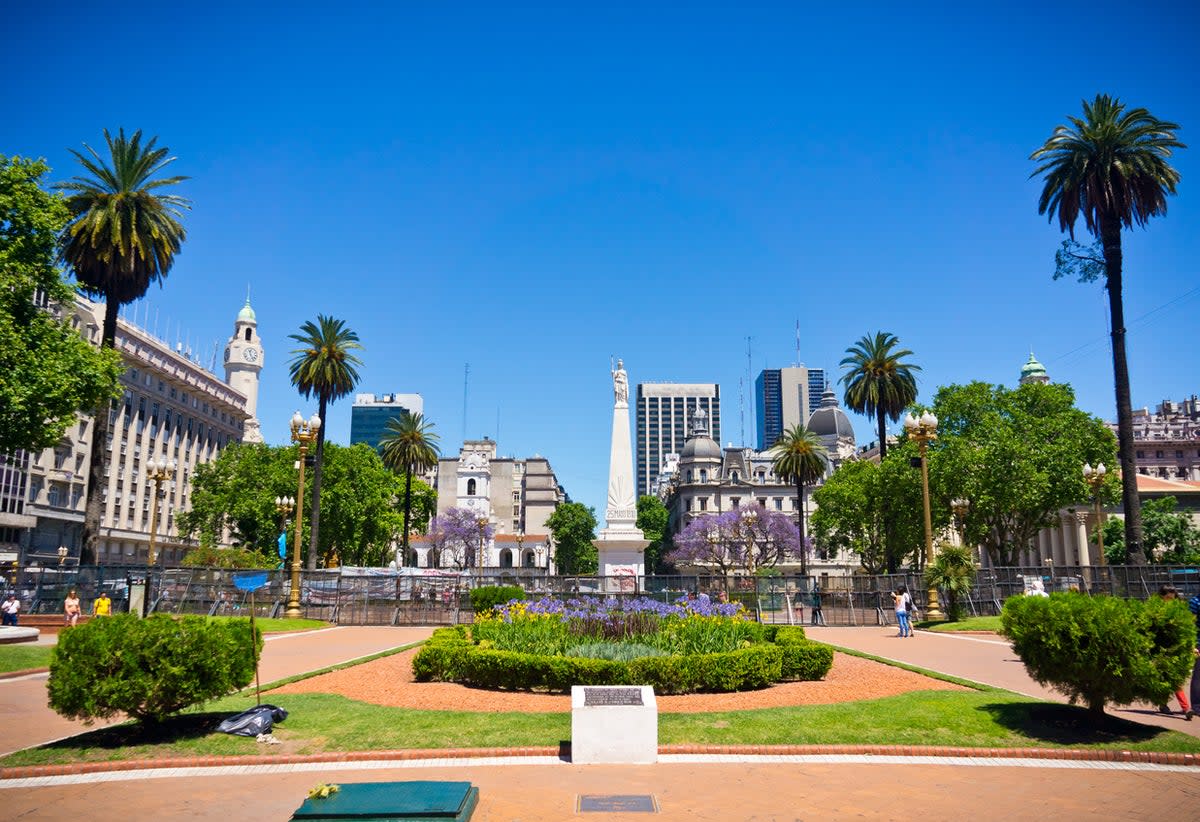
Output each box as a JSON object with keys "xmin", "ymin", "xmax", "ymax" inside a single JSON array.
[{"xmin": 571, "ymin": 685, "xmax": 658, "ymax": 764}]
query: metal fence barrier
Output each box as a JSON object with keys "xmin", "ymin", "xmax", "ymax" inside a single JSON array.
[{"xmin": 6, "ymin": 564, "xmax": 1197, "ymax": 626}]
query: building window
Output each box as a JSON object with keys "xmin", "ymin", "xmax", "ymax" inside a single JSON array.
[
  {"xmin": 1137, "ymin": 450, "xmax": 1145, "ymax": 459},
  {"xmin": 730, "ymin": 497, "xmax": 740, "ymax": 508},
  {"xmin": 467, "ymin": 478, "xmax": 477, "ymax": 496},
  {"xmin": 245, "ymin": 328, "xmax": 252, "ymax": 342},
  {"xmin": 1156, "ymin": 451, "xmax": 1164, "ymax": 459},
  {"xmin": 774, "ymin": 497, "xmax": 784, "ymax": 510},
  {"xmin": 699, "ymin": 497, "xmax": 708, "ymax": 511},
  {"xmin": 730, "ymin": 471, "xmax": 739, "ymax": 481},
  {"xmin": 699, "ymin": 469, "xmax": 708, "ymax": 482}
]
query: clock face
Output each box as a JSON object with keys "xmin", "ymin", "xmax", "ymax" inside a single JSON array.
[{"xmin": 243, "ymin": 348, "xmax": 259, "ymax": 363}]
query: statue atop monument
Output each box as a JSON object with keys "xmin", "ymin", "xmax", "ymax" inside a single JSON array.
[{"xmin": 612, "ymin": 358, "xmax": 629, "ymax": 406}]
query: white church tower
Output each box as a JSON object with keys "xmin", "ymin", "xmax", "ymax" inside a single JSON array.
[{"xmin": 223, "ymin": 297, "xmax": 264, "ymax": 443}]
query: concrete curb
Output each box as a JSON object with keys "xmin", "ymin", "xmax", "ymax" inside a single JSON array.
[
  {"xmin": 0, "ymin": 668, "xmax": 48, "ymax": 680},
  {"xmin": 5, "ymin": 743, "xmax": 1199, "ymax": 779}
]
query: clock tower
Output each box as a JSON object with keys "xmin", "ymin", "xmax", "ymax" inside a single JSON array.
[{"xmin": 224, "ymin": 297, "xmax": 264, "ymax": 443}]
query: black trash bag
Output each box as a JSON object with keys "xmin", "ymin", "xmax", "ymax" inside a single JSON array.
[{"xmin": 216, "ymin": 704, "xmax": 289, "ymax": 737}]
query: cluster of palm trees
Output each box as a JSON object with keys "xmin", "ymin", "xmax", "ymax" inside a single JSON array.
[
  {"xmin": 55, "ymin": 93, "xmax": 1183, "ymax": 569},
  {"xmin": 769, "ymin": 331, "xmax": 920, "ymax": 573}
]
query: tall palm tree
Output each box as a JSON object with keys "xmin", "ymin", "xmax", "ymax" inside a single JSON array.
[
  {"xmin": 378, "ymin": 412, "xmax": 440, "ymax": 565},
  {"xmin": 288, "ymin": 315, "xmax": 363, "ymax": 569},
  {"xmin": 57, "ymin": 129, "xmax": 190, "ymax": 564},
  {"xmin": 770, "ymin": 424, "xmax": 828, "ymax": 577},
  {"xmin": 1031, "ymin": 94, "xmax": 1184, "ymax": 565},
  {"xmin": 839, "ymin": 331, "xmax": 921, "ymax": 462}
]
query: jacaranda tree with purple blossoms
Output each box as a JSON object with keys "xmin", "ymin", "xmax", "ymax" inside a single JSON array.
[
  {"xmin": 666, "ymin": 505, "xmax": 801, "ymax": 575},
  {"xmin": 427, "ymin": 507, "xmax": 493, "ymax": 569}
]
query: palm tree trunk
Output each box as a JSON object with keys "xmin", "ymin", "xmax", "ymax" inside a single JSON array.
[
  {"xmin": 402, "ymin": 466, "xmax": 413, "ymax": 566},
  {"xmin": 877, "ymin": 407, "xmax": 897, "ymax": 574},
  {"xmin": 307, "ymin": 396, "xmax": 328, "ymax": 570},
  {"xmin": 796, "ymin": 478, "xmax": 807, "ymax": 577},
  {"xmin": 80, "ymin": 298, "xmax": 121, "ymax": 566},
  {"xmin": 1101, "ymin": 220, "xmax": 1147, "ymax": 564}
]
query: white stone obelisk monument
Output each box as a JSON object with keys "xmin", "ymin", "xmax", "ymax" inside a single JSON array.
[{"xmin": 594, "ymin": 358, "xmax": 649, "ymax": 591}]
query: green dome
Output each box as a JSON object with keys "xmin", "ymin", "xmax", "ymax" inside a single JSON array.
[
  {"xmin": 1021, "ymin": 352, "xmax": 1046, "ymax": 378},
  {"xmin": 237, "ymin": 299, "xmax": 256, "ymax": 323}
]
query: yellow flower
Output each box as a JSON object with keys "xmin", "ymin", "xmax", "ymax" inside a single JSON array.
[{"xmin": 308, "ymin": 783, "xmax": 341, "ymax": 799}]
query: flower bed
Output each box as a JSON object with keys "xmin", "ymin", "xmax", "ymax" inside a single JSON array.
[{"xmin": 413, "ymin": 596, "xmax": 833, "ymax": 694}]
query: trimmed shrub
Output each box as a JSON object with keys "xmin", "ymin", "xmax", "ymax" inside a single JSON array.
[
  {"xmin": 48, "ymin": 613, "xmax": 261, "ymax": 724},
  {"xmin": 770, "ymin": 626, "xmax": 808, "ymax": 645},
  {"xmin": 780, "ymin": 642, "xmax": 833, "ymax": 680},
  {"xmin": 469, "ymin": 585, "xmax": 526, "ymax": 614},
  {"xmin": 1001, "ymin": 592, "xmax": 1195, "ymax": 719}
]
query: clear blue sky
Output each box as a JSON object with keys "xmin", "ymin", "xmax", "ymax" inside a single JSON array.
[{"xmin": 5, "ymin": 1, "xmax": 1198, "ymax": 518}]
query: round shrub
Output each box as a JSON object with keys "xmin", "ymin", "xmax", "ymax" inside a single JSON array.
[
  {"xmin": 469, "ymin": 585, "xmax": 526, "ymax": 615},
  {"xmin": 48, "ymin": 613, "xmax": 262, "ymax": 724},
  {"xmin": 1002, "ymin": 592, "xmax": 1195, "ymax": 718}
]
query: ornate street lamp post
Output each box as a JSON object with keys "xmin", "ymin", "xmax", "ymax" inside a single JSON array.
[
  {"xmin": 146, "ymin": 457, "xmax": 177, "ymax": 567},
  {"xmin": 57, "ymin": 545, "xmax": 68, "ymax": 568},
  {"xmin": 287, "ymin": 411, "xmax": 321, "ymax": 618},
  {"xmin": 1082, "ymin": 462, "xmax": 1107, "ymax": 566},
  {"xmin": 904, "ymin": 411, "xmax": 944, "ymax": 620}
]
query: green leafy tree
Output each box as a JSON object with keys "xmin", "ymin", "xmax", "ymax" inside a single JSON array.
[
  {"xmin": 56, "ymin": 129, "xmax": 189, "ymax": 564},
  {"xmin": 0, "ymin": 155, "xmax": 121, "ymax": 453},
  {"xmin": 378, "ymin": 412, "xmax": 441, "ymax": 565},
  {"xmin": 546, "ymin": 501, "xmax": 598, "ymax": 575},
  {"xmin": 1099, "ymin": 496, "xmax": 1200, "ymax": 565},
  {"xmin": 288, "ymin": 315, "xmax": 364, "ymax": 569},
  {"xmin": 1032, "ymin": 94, "xmax": 1185, "ymax": 565},
  {"xmin": 839, "ymin": 331, "xmax": 921, "ymax": 463},
  {"xmin": 769, "ymin": 424, "xmax": 828, "ymax": 576},
  {"xmin": 810, "ymin": 450, "xmax": 925, "ymax": 573},
  {"xmin": 923, "ymin": 543, "xmax": 977, "ymax": 621},
  {"xmin": 931, "ymin": 381, "xmax": 1117, "ymax": 567},
  {"xmin": 180, "ymin": 442, "xmax": 410, "ymax": 567},
  {"xmin": 636, "ymin": 495, "xmax": 670, "ymax": 573},
  {"xmin": 315, "ymin": 443, "xmax": 408, "ymax": 566}
]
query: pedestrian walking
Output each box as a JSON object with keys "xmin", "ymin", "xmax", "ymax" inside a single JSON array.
[
  {"xmin": 1, "ymin": 593, "xmax": 19, "ymax": 626},
  {"xmin": 63, "ymin": 589, "xmax": 81, "ymax": 627},
  {"xmin": 1188, "ymin": 594, "xmax": 1200, "ymax": 720},
  {"xmin": 810, "ymin": 585, "xmax": 826, "ymax": 626},
  {"xmin": 92, "ymin": 591, "xmax": 112, "ymax": 617},
  {"xmin": 893, "ymin": 585, "xmax": 914, "ymax": 637}
]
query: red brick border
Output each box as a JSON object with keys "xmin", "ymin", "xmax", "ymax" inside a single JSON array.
[{"xmin": 4, "ymin": 744, "xmax": 1197, "ymax": 779}]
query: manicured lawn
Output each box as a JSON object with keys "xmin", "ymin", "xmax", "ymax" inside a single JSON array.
[
  {"xmin": 919, "ymin": 616, "xmax": 1004, "ymax": 633},
  {"xmin": 5, "ymin": 686, "xmax": 1198, "ymax": 768},
  {"xmin": 0, "ymin": 645, "xmax": 53, "ymax": 674},
  {"xmin": 207, "ymin": 616, "xmax": 328, "ymax": 633}
]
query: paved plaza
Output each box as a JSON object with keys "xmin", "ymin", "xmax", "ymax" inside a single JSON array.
[{"xmin": 4, "ymin": 625, "xmax": 1200, "ymax": 820}]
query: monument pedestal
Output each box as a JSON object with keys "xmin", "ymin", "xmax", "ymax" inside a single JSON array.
[
  {"xmin": 592, "ymin": 535, "xmax": 649, "ymax": 593},
  {"xmin": 571, "ymin": 685, "xmax": 658, "ymax": 764}
]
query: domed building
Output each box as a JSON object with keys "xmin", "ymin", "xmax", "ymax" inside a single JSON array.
[
  {"xmin": 806, "ymin": 389, "xmax": 856, "ymax": 470},
  {"xmin": 1019, "ymin": 351, "xmax": 1050, "ymax": 385}
]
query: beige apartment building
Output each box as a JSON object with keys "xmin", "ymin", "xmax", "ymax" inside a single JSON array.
[{"xmin": 3, "ymin": 296, "xmax": 262, "ymax": 568}]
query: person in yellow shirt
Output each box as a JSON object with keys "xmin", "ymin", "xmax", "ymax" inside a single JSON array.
[{"xmin": 92, "ymin": 591, "xmax": 111, "ymax": 617}]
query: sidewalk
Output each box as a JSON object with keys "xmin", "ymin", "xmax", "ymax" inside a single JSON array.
[
  {"xmin": 805, "ymin": 626, "xmax": 1200, "ymax": 738},
  {"xmin": 0, "ymin": 626, "xmax": 432, "ymax": 756}
]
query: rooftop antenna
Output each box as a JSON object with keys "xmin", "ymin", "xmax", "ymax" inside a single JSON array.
[
  {"xmin": 795, "ymin": 319, "xmax": 800, "ymax": 365},
  {"xmin": 462, "ymin": 363, "xmax": 470, "ymax": 443},
  {"xmin": 209, "ymin": 340, "xmax": 219, "ymax": 372}
]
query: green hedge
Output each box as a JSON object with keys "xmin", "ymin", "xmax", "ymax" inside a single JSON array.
[
  {"xmin": 413, "ymin": 631, "xmax": 827, "ymax": 694},
  {"xmin": 469, "ymin": 585, "xmax": 526, "ymax": 614},
  {"xmin": 48, "ymin": 613, "xmax": 262, "ymax": 724}
]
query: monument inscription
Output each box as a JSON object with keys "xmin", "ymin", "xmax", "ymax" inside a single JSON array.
[{"xmin": 584, "ymin": 687, "xmax": 644, "ymax": 707}]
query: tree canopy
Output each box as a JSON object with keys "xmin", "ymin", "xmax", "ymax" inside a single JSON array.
[
  {"xmin": 0, "ymin": 155, "xmax": 121, "ymax": 453},
  {"xmin": 929, "ymin": 381, "xmax": 1117, "ymax": 567},
  {"xmin": 666, "ymin": 505, "xmax": 801, "ymax": 575},
  {"xmin": 179, "ymin": 442, "xmax": 419, "ymax": 567},
  {"xmin": 636, "ymin": 495, "xmax": 670, "ymax": 573},
  {"xmin": 426, "ymin": 507, "xmax": 493, "ymax": 570},
  {"xmin": 546, "ymin": 501, "xmax": 598, "ymax": 574},
  {"xmin": 1100, "ymin": 497, "xmax": 1200, "ymax": 565}
]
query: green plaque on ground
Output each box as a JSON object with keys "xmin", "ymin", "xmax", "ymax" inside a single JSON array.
[{"xmin": 290, "ymin": 781, "xmax": 478, "ymax": 821}]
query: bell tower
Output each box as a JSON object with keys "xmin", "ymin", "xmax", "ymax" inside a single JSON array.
[{"xmin": 224, "ymin": 297, "xmax": 264, "ymax": 443}]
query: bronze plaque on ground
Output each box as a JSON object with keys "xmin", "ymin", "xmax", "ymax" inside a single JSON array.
[
  {"xmin": 577, "ymin": 795, "xmax": 658, "ymax": 813},
  {"xmin": 583, "ymin": 687, "xmax": 644, "ymax": 706}
]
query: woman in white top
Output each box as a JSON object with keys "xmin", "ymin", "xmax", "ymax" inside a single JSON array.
[{"xmin": 893, "ymin": 585, "xmax": 914, "ymax": 637}]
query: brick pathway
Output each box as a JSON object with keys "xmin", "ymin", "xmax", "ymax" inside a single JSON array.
[{"xmin": 4, "ymin": 756, "xmax": 1198, "ymax": 820}]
